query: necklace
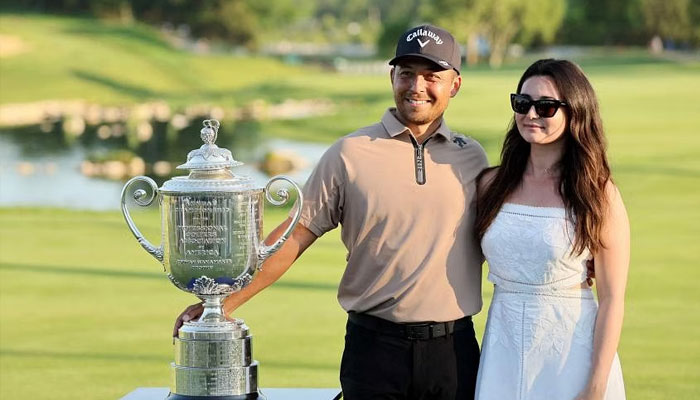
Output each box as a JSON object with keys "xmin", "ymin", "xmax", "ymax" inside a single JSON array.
[
  {"xmin": 527, "ymin": 158, "xmax": 560, "ymax": 177},
  {"xmin": 529, "ymin": 164, "xmax": 558, "ymax": 177}
]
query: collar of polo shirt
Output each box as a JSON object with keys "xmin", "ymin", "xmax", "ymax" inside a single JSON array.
[{"xmin": 382, "ymin": 108, "xmax": 453, "ymax": 141}]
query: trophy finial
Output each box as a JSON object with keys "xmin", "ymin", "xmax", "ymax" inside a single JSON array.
[
  {"xmin": 200, "ymin": 119, "xmax": 220, "ymax": 145},
  {"xmin": 177, "ymin": 118, "xmax": 242, "ymax": 171}
]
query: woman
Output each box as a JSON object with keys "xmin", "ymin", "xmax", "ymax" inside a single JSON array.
[{"xmin": 474, "ymin": 59, "xmax": 628, "ymax": 400}]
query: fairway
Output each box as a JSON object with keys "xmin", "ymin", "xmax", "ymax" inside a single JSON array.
[{"xmin": 1, "ymin": 13, "xmax": 699, "ymax": 400}]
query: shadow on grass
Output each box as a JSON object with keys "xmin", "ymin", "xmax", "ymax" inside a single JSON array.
[
  {"xmin": 68, "ymin": 69, "xmax": 385, "ymax": 111},
  {"xmin": 0, "ymin": 263, "xmax": 337, "ymax": 291},
  {"xmin": 63, "ymin": 24, "xmax": 175, "ymax": 52},
  {"xmin": 0, "ymin": 349, "xmax": 167, "ymax": 362},
  {"xmin": 0, "ymin": 262, "xmax": 162, "ymax": 279},
  {"xmin": 72, "ymin": 70, "xmax": 160, "ymax": 98},
  {"xmin": 0, "ymin": 349, "xmax": 337, "ymax": 370}
]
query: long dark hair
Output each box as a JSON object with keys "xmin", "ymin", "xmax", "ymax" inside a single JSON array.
[{"xmin": 475, "ymin": 59, "xmax": 611, "ymax": 255}]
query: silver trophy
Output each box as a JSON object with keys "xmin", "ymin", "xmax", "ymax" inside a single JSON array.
[{"xmin": 121, "ymin": 119, "xmax": 303, "ymax": 399}]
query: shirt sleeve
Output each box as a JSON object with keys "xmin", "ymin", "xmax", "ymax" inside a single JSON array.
[{"xmin": 290, "ymin": 140, "xmax": 345, "ymax": 237}]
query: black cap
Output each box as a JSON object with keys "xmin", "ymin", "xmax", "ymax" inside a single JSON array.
[{"xmin": 389, "ymin": 24, "xmax": 461, "ymax": 75}]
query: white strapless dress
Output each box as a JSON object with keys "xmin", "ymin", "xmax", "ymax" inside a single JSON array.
[{"xmin": 475, "ymin": 203, "xmax": 626, "ymax": 400}]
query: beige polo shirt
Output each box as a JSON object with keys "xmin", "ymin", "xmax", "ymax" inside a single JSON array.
[{"xmin": 297, "ymin": 108, "xmax": 488, "ymax": 323}]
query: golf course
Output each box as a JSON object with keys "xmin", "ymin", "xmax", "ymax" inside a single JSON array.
[{"xmin": 0, "ymin": 14, "xmax": 698, "ymax": 399}]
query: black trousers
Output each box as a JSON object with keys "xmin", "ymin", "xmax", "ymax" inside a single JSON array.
[{"xmin": 339, "ymin": 315, "xmax": 480, "ymax": 400}]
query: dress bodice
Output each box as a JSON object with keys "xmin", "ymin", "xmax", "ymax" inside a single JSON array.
[{"xmin": 481, "ymin": 203, "xmax": 591, "ymax": 293}]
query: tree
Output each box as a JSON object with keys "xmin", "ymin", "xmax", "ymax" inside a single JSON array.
[
  {"xmin": 481, "ymin": 0, "xmax": 566, "ymax": 68},
  {"xmin": 424, "ymin": 0, "xmax": 566, "ymax": 68},
  {"xmin": 691, "ymin": 0, "xmax": 700, "ymax": 45},
  {"xmin": 559, "ymin": 0, "xmax": 647, "ymax": 45},
  {"xmin": 421, "ymin": 0, "xmax": 487, "ymax": 66},
  {"xmin": 90, "ymin": 0, "xmax": 134, "ymax": 23},
  {"xmin": 640, "ymin": 0, "xmax": 693, "ymax": 45},
  {"xmin": 130, "ymin": 0, "xmax": 262, "ymax": 49},
  {"xmin": 375, "ymin": 0, "xmax": 423, "ymax": 58},
  {"xmin": 195, "ymin": 0, "xmax": 259, "ymax": 48},
  {"xmin": 246, "ymin": 0, "xmax": 316, "ymax": 37}
]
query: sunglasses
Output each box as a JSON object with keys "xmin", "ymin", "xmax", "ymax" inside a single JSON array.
[{"xmin": 510, "ymin": 93, "xmax": 567, "ymax": 118}]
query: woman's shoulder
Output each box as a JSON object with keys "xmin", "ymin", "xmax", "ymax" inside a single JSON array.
[
  {"xmin": 603, "ymin": 179, "xmax": 628, "ymax": 219},
  {"xmin": 604, "ymin": 179, "xmax": 621, "ymax": 198}
]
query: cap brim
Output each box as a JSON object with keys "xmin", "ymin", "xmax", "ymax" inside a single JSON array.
[{"xmin": 389, "ymin": 54, "xmax": 459, "ymax": 75}]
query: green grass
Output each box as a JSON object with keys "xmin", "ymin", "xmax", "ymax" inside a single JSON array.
[
  {"xmin": 1, "ymin": 12, "xmax": 699, "ymax": 400},
  {"xmin": 0, "ymin": 13, "xmax": 381, "ymax": 110},
  {"xmin": 0, "ymin": 207, "xmax": 348, "ymax": 398}
]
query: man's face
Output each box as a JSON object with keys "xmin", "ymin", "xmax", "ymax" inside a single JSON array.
[{"xmin": 391, "ymin": 58, "xmax": 461, "ymax": 131}]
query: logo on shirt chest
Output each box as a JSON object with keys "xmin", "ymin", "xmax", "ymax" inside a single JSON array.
[{"xmin": 452, "ymin": 136, "xmax": 467, "ymax": 148}]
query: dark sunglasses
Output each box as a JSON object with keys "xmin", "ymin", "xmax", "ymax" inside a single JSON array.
[{"xmin": 510, "ymin": 93, "xmax": 567, "ymax": 118}]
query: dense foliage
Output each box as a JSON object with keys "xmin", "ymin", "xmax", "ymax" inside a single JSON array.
[{"xmin": 1, "ymin": 0, "xmax": 698, "ymax": 60}]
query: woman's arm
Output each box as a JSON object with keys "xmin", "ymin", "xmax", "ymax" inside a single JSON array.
[{"xmin": 577, "ymin": 182, "xmax": 630, "ymax": 399}]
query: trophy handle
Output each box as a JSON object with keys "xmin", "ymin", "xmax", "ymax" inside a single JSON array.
[
  {"xmin": 120, "ymin": 176, "xmax": 164, "ymax": 262},
  {"xmin": 257, "ymin": 175, "xmax": 304, "ymax": 268}
]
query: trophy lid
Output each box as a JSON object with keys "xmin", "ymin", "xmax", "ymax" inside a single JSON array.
[
  {"xmin": 177, "ymin": 119, "xmax": 243, "ymax": 171},
  {"xmin": 160, "ymin": 119, "xmax": 259, "ymax": 193}
]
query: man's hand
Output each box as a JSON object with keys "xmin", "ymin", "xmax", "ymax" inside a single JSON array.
[
  {"xmin": 171, "ymin": 219, "xmax": 318, "ymax": 338},
  {"xmin": 173, "ymin": 302, "xmax": 204, "ymax": 338},
  {"xmin": 586, "ymin": 259, "xmax": 595, "ymax": 286}
]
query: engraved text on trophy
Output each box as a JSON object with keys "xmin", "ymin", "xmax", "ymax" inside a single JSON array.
[{"xmin": 163, "ymin": 194, "xmax": 262, "ymax": 290}]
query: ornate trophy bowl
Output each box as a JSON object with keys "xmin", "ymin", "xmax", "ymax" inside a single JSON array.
[{"xmin": 121, "ymin": 120, "xmax": 302, "ymax": 399}]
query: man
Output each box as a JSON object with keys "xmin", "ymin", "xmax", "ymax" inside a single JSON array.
[{"xmin": 175, "ymin": 25, "xmax": 488, "ymax": 399}]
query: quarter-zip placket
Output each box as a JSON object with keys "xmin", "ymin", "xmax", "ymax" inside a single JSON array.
[{"xmin": 408, "ymin": 135, "xmax": 433, "ymax": 185}]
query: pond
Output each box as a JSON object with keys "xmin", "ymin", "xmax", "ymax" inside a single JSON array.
[{"xmin": 0, "ymin": 124, "xmax": 329, "ymax": 210}]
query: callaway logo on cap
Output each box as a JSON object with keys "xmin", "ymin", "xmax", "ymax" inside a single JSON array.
[{"xmin": 389, "ymin": 24, "xmax": 461, "ymax": 75}]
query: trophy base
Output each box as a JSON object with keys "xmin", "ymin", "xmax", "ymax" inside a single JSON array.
[
  {"xmin": 170, "ymin": 362, "xmax": 258, "ymax": 396},
  {"xmin": 171, "ymin": 319, "xmax": 258, "ymax": 398},
  {"xmin": 166, "ymin": 393, "xmax": 259, "ymax": 400}
]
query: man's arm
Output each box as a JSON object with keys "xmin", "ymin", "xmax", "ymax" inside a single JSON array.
[{"xmin": 173, "ymin": 217, "xmax": 318, "ymax": 337}]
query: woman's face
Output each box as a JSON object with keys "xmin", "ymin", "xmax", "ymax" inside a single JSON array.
[{"xmin": 515, "ymin": 75, "xmax": 568, "ymax": 145}]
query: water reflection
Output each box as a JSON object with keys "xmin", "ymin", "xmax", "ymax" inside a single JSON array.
[
  {"xmin": 0, "ymin": 135, "xmax": 122, "ymax": 210},
  {"xmin": 0, "ymin": 121, "xmax": 328, "ymax": 210}
]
